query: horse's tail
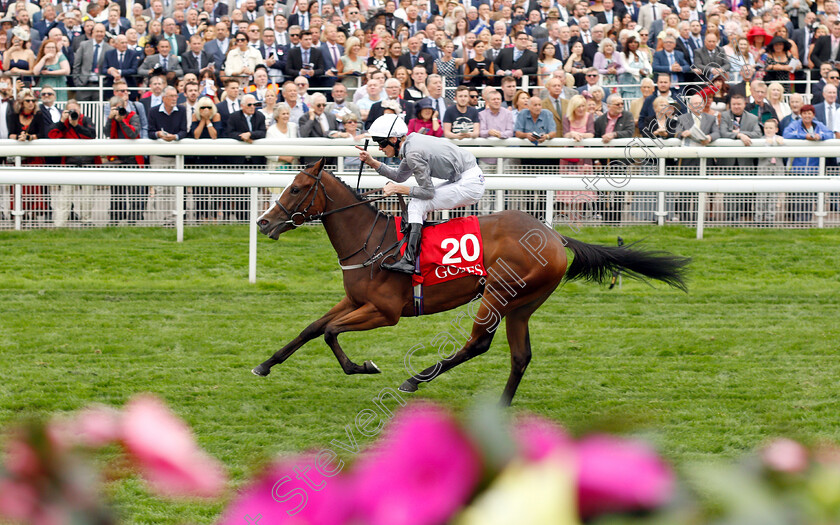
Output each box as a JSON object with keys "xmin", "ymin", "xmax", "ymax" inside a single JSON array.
[{"xmin": 562, "ymin": 236, "xmax": 690, "ymax": 292}]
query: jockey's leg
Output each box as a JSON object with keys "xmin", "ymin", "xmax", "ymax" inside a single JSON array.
[{"xmin": 382, "ymin": 198, "xmax": 430, "ymax": 274}]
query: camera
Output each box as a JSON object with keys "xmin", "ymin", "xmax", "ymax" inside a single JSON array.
[
  {"xmin": 69, "ymin": 110, "xmax": 79, "ymax": 120},
  {"xmin": 117, "ymin": 106, "xmax": 128, "ymax": 116},
  {"xmin": 530, "ymin": 131, "xmax": 543, "ymax": 141}
]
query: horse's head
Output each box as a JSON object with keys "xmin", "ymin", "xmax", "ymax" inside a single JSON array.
[{"xmin": 257, "ymin": 158, "xmax": 329, "ymax": 240}]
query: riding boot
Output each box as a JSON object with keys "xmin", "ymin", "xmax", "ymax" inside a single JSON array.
[{"xmin": 383, "ymin": 223, "xmax": 422, "ymax": 274}]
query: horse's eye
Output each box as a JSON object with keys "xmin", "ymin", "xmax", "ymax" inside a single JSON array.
[{"xmin": 290, "ymin": 187, "xmax": 300, "ymax": 195}]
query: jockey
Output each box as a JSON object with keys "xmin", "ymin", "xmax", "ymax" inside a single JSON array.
[{"xmin": 357, "ymin": 114, "xmax": 486, "ymax": 274}]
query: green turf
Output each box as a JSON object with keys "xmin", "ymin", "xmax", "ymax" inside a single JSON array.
[{"xmin": 1, "ymin": 225, "xmax": 839, "ymax": 523}]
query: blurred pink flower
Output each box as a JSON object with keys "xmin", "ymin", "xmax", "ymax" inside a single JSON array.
[
  {"xmin": 762, "ymin": 438, "xmax": 809, "ymax": 474},
  {"xmin": 0, "ymin": 479, "xmax": 38, "ymax": 522},
  {"xmin": 576, "ymin": 434, "xmax": 674, "ymax": 518},
  {"xmin": 353, "ymin": 403, "xmax": 481, "ymax": 525},
  {"xmin": 219, "ymin": 456, "xmax": 352, "ymax": 525},
  {"xmin": 514, "ymin": 415, "xmax": 574, "ymax": 462},
  {"xmin": 51, "ymin": 405, "xmax": 123, "ymax": 449},
  {"xmin": 122, "ymin": 395, "xmax": 227, "ymax": 498}
]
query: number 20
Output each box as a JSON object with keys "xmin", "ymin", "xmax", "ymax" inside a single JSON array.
[{"xmin": 441, "ymin": 234, "xmax": 480, "ymax": 264}]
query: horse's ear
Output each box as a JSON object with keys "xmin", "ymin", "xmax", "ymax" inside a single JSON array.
[{"xmin": 312, "ymin": 157, "xmax": 326, "ymax": 175}]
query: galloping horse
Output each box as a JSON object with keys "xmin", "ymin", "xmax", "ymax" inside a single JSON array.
[{"xmin": 254, "ymin": 158, "xmax": 690, "ymax": 405}]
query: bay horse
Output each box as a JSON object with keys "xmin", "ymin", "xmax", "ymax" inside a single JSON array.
[{"xmin": 253, "ymin": 158, "xmax": 690, "ymax": 405}]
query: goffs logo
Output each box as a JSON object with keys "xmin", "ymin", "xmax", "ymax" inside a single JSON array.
[{"xmin": 434, "ymin": 264, "xmax": 484, "ymax": 279}]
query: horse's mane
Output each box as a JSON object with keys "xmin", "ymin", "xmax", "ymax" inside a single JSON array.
[{"xmin": 306, "ymin": 163, "xmax": 380, "ymax": 216}]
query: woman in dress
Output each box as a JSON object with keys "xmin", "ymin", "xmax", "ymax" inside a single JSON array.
[
  {"xmin": 564, "ymin": 40, "xmax": 591, "ymax": 87},
  {"xmin": 463, "ymin": 40, "xmax": 494, "ymax": 89},
  {"xmin": 746, "ymin": 26, "xmax": 770, "ymax": 67},
  {"xmin": 266, "ymin": 102, "xmax": 299, "ymax": 175},
  {"xmin": 538, "ymin": 41, "xmax": 563, "ymax": 86},
  {"xmin": 337, "ymin": 36, "xmax": 366, "ymax": 97},
  {"xmin": 33, "ymin": 40, "xmax": 70, "ymax": 102},
  {"xmin": 433, "ymin": 39, "xmax": 464, "ymax": 102},
  {"xmin": 2, "ymin": 29, "xmax": 36, "ymax": 82},
  {"xmin": 367, "ymin": 41, "xmax": 390, "ymax": 75},
  {"xmin": 189, "ymin": 96, "xmax": 223, "ymax": 218},
  {"xmin": 766, "ymin": 81, "xmax": 791, "ymax": 121},
  {"xmin": 387, "ymin": 40, "xmax": 403, "ymax": 73},
  {"xmin": 763, "ymin": 36, "xmax": 796, "ymax": 86},
  {"xmin": 452, "ymin": 17, "xmax": 469, "ymax": 49},
  {"xmin": 259, "ymin": 88, "xmax": 278, "ymax": 127},
  {"xmin": 619, "ymin": 34, "xmax": 650, "ymax": 99},
  {"xmin": 727, "ymin": 37, "xmax": 755, "ymax": 84},
  {"xmin": 637, "ymin": 28, "xmax": 654, "ymax": 62},
  {"xmin": 559, "ymin": 94, "xmax": 596, "ymax": 214},
  {"xmin": 9, "ymin": 89, "xmax": 46, "ymax": 215}
]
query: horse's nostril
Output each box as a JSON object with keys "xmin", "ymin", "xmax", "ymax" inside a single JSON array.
[{"xmin": 258, "ymin": 219, "xmax": 268, "ymax": 227}]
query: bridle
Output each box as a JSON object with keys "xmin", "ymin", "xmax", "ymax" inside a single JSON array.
[
  {"xmin": 273, "ymin": 168, "xmax": 391, "ymax": 229},
  {"xmin": 272, "ymin": 167, "xmax": 405, "ymax": 272}
]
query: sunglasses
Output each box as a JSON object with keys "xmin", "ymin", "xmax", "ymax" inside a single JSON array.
[
  {"xmin": 243, "ymin": 102, "xmax": 257, "ymax": 107},
  {"xmin": 830, "ymin": 76, "xmax": 840, "ymax": 80},
  {"xmin": 290, "ymin": 33, "xmax": 301, "ymax": 37},
  {"xmin": 199, "ymin": 106, "xmax": 212, "ymax": 109},
  {"xmin": 586, "ymin": 74, "xmax": 598, "ymax": 77},
  {"xmin": 374, "ymin": 137, "xmax": 392, "ymax": 148},
  {"xmin": 469, "ymin": 94, "xmax": 478, "ymax": 98},
  {"xmin": 23, "ymin": 99, "xmax": 35, "ymax": 102},
  {"xmin": 114, "ymin": 88, "xmax": 128, "ymax": 92},
  {"xmin": 41, "ymin": 92, "xmax": 55, "ymax": 96},
  {"xmin": 295, "ymin": 82, "xmax": 307, "ymax": 86},
  {"xmin": 235, "ymin": 38, "xmax": 247, "ymax": 42},
  {"xmin": 314, "ymin": 103, "xmax": 325, "ymax": 107}
]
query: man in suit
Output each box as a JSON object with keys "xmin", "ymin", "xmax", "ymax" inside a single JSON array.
[
  {"xmin": 102, "ymin": 34, "xmax": 139, "ymax": 89},
  {"xmin": 340, "ymin": 6, "xmax": 364, "ymax": 35},
  {"xmin": 319, "ymin": 24, "xmax": 343, "ymax": 87},
  {"xmin": 792, "ymin": 11, "xmax": 816, "ymax": 66},
  {"xmin": 147, "ymin": 86, "xmax": 187, "ymax": 221},
  {"xmin": 226, "ymin": 93, "xmax": 267, "ymax": 169},
  {"xmin": 494, "ymin": 31, "xmax": 539, "ymax": 80},
  {"xmin": 595, "ymin": 0, "xmax": 621, "ymax": 25},
  {"xmin": 258, "ymin": 27, "xmax": 286, "ymax": 83},
  {"xmin": 620, "ymin": 0, "xmax": 639, "ymax": 22},
  {"xmin": 638, "ymin": 72, "xmax": 684, "ymax": 135},
  {"xmin": 637, "ymin": 0, "xmax": 664, "ymax": 31},
  {"xmin": 810, "ymin": 62, "xmax": 833, "ymax": 104},
  {"xmin": 138, "ymin": 38, "xmax": 184, "ymax": 81},
  {"xmin": 365, "ymin": 78, "xmax": 415, "ymax": 128},
  {"xmin": 673, "ymin": 93, "xmax": 719, "ymax": 220},
  {"xmin": 780, "ymin": 93, "xmax": 804, "ymax": 133},
  {"xmin": 33, "ymin": 4, "xmax": 65, "ymax": 38},
  {"xmin": 729, "ymin": 63, "xmax": 756, "ymax": 99},
  {"xmin": 326, "ymin": 82, "xmax": 361, "ymax": 124},
  {"xmin": 404, "ymin": 4, "xmax": 426, "ymax": 35},
  {"xmin": 809, "ymin": 17, "xmax": 840, "ymax": 71},
  {"xmin": 299, "ymin": 92, "xmax": 339, "ymax": 163},
  {"xmin": 691, "ymin": 32, "xmax": 730, "ymax": 80},
  {"xmin": 398, "ymin": 35, "xmax": 434, "ymax": 73},
  {"xmin": 645, "ymin": 7, "xmax": 671, "ymax": 47},
  {"xmin": 104, "ymin": 7, "xmax": 129, "ymax": 35},
  {"xmin": 159, "ymin": 17, "xmax": 188, "ymax": 56},
  {"xmin": 675, "ymin": 21, "xmax": 698, "ymax": 65},
  {"xmin": 594, "ymin": 93, "xmax": 635, "ymax": 220},
  {"xmin": 181, "ymin": 34, "xmax": 215, "ymax": 77},
  {"xmin": 255, "ymin": 0, "xmax": 278, "ymax": 31},
  {"xmin": 140, "ymin": 75, "xmax": 167, "ymax": 117},
  {"xmin": 284, "ymin": 30, "xmax": 326, "ymax": 87},
  {"xmin": 652, "ymin": 35, "xmax": 690, "ymax": 84},
  {"xmin": 216, "ymin": 78, "xmax": 242, "ymax": 126},
  {"xmin": 144, "ymin": 0, "xmax": 166, "ymax": 24},
  {"xmin": 746, "ymin": 80, "xmax": 778, "ymax": 125},
  {"xmin": 203, "ymin": 22, "xmax": 230, "ymax": 68},
  {"xmin": 718, "ymin": 94, "xmax": 762, "ymax": 168},
  {"xmin": 814, "ymin": 84, "xmax": 840, "ymax": 138},
  {"xmin": 582, "ymin": 23, "xmax": 605, "ymax": 63},
  {"xmin": 542, "ymin": 76, "xmax": 570, "ymax": 136},
  {"xmin": 72, "ymin": 23, "xmax": 112, "ymax": 101}
]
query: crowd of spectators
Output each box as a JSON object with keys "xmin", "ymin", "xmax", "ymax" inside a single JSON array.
[{"xmin": 2, "ymin": 0, "xmax": 840, "ymax": 224}]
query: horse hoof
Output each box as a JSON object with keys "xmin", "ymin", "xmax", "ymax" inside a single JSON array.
[
  {"xmin": 398, "ymin": 380, "xmax": 418, "ymax": 393},
  {"xmin": 252, "ymin": 365, "xmax": 270, "ymax": 377},
  {"xmin": 364, "ymin": 360, "xmax": 381, "ymax": 374}
]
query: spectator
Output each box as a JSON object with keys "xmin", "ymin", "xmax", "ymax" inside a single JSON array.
[
  {"xmin": 464, "ymin": 39, "xmax": 495, "ymax": 89},
  {"xmin": 809, "ymin": 16, "xmax": 840, "ymax": 70},
  {"xmin": 367, "ymin": 39, "xmax": 390, "ymax": 74},
  {"xmin": 298, "ymin": 92, "xmax": 338, "ymax": 137},
  {"xmin": 765, "ymin": 82, "xmax": 790, "ymax": 122},
  {"xmin": 443, "ymin": 85, "xmax": 480, "ymax": 139},
  {"xmin": 259, "ymin": 87, "xmax": 278, "ymax": 126},
  {"xmin": 630, "ymin": 76, "xmax": 655, "ymax": 121},
  {"xmin": 784, "ymin": 104, "xmax": 834, "ymax": 221},
  {"xmin": 676, "ymin": 93, "xmax": 720, "ymax": 147},
  {"xmin": 260, "ymin": 27, "xmax": 285, "ymax": 83},
  {"xmin": 366, "ymin": 78, "xmax": 415, "ymax": 128},
  {"xmin": 424, "ymin": 73, "xmax": 449, "ymax": 117},
  {"xmin": 244, "ymin": 65, "xmax": 279, "ymax": 101},
  {"xmin": 294, "ymin": 76, "xmax": 313, "ymax": 107},
  {"xmin": 3, "ymin": 27, "xmax": 35, "ymax": 78},
  {"xmin": 729, "ymin": 62, "xmax": 757, "ymax": 100},
  {"xmin": 105, "ymin": 95, "xmax": 144, "ymax": 223},
  {"xmin": 576, "ymin": 67, "xmax": 602, "ymax": 94},
  {"xmin": 494, "ymin": 31, "xmax": 539, "ymax": 80},
  {"xmin": 160, "ymin": 17, "xmax": 188, "ymax": 55},
  {"xmin": 138, "ymin": 38, "xmax": 184, "ymax": 80},
  {"xmin": 638, "ymin": 73, "xmax": 682, "ymax": 136},
  {"xmin": 280, "ymin": 80, "xmax": 307, "ymax": 123},
  {"xmin": 652, "ymin": 34, "xmax": 689, "ymax": 84},
  {"xmin": 216, "ymin": 78, "xmax": 242, "ymax": 124},
  {"xmin": 285, "ymin": 29, "xmax": 324, "ymax": 86},
  {"xmin": 105, "ymin": 79, "xmax": 149, "ymax": 138},
  {"xmin": 408, "ymin": 97, "xmax": 444, "ymax": 136},
  {"xmin": 643, "ymin": 95, "xmax": 679, "ymax": 141},
  {"xmin": 398, "ymin": 35, "xmax": 434, "ymax": 73},
  {"xmin": 718, "ymin": 93, "xmax": 763, "ymax": 221},
  {"xmin": 498, "ymin": 75, "xmax": 518, "ymax": 108},
  {"xmin": 181, "ymin": 80, "xmax": 201, "ymax": 124},
  {"xmin": 433, "ymin": 39, "xmax": 463, "ymax": 100},
  {"xmin": 265, "ymin": 102, "xmax": 299, "ymax": 170},
  {"xmin": 326, "ymin": 82, "xmax": 361, "ymax": 126},
  {"xmin": 755, "ymin": 119, "xmax": 785, "ymax": 224},
  {"xmin": 692, "ymin": 31, "xmax": 731, "ymax": 80},
  {"xmin": 564, "ymin": 40, "xmax": 590, "ymax": 87},
  {"xmin": 814, "ymin": 83, "xmax": 840, "ymax": 132},
  {"xmin": 147, "ymin": 86, "xmax": 187, "ymax": 222},
  {"xmin": 779, "ymin": 92, "xmax": 804, "ymax": 132},
  {"xmin": 189, "ymin": 96, "xmax": 223, "ymax": 219},
  {"xmin": 619, "ymin": 34, "xmax": 651, "ymax": 99},
  {"xmin": 595, "ymin": 93, "xmax": 634, "ymax": 143},
  {"xmin": 101, "ymin": 34, "xmax": 139, "ymax": 90},
  {"xmin": 226, "ymin": 92, "xmax": 266, "ymax": 169},
  {"xmin": 810, "ymin": 62, "xmax": 834, "ymax": 105},
  {"xmin": 515, "ymin": 94, "xmax": 557, "ymax": 148},
  {"xmin": 181, "ymin": 33, "xmax": 214, "ymax": 77},
  {"xmin": 204, "ymin": 21, "xmax": 230, "ymax": 66},
  {"xmin": 335, "ymin": 35, "xmax": 365, "ymax": 95},
  {"xmin": 72, "ymin": 23, "xmax": 111, "ymax": 101},
  {"xmin": 38, "ymin": 86, "xmax": 61, "ymax": 129},
  {"xmin": 48, "ymin": 99, "xmax": 98, "ymax": 225},
  {"xmin": 746, "ymin": 80, "xmax": 779, "ymax": 125},
  {"xmin": 225, "ymin": 27, "xmax": 264, "ymax": 78},
  {"xmin": 542, "ymin": 76, "xmax": 569, "ymax": 136},
  {"xmin": 478, "ymin": 89, "xmax": 514, "ymax": 171},
  {"xmin": 593, "ymin": 37, "xmax": 624, "ymax": 88},
  {"xmin": 356, "ymin": 78, "xmax": 383, "ymax": 121}
]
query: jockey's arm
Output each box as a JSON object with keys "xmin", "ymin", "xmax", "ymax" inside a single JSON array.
[{"xmin": 405, "ymin": 152, "xmax": 435, "ymax": 200}]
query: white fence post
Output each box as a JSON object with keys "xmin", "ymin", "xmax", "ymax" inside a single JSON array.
[
  {"xmin": 697, "ymin": 192, "xmax": 707, "ymax": 239},
  {"xmin": 656, "ymin": 157, "xmax": 667, "ymax": 226},
  {"xmin": 249, "ymin": 186, "xmax": 258, "ymax": 284},
  {"xmin": 13, "ymin": 156, "xmax": 21, "ymax": 231},
  {"xmin": 175, "ymin": 155, "xmax": 185, "ymax": 242}
]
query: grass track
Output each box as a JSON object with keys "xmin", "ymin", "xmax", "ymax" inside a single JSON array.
[{"xmin": 2, "ymin": 225, "xmax": 839, "ymax": 523}]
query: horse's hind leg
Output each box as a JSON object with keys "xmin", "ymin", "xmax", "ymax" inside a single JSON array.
[
  {"xmin": 500, "ymin": 293, "xmax": 556, "ymax": 406},
  {"xmin": 323, "ymin": 303, "xmax": 399, "ymax": 375},
  {"xmin": 251, "ymin": 297, "xmax": 354, "ymax": 377}
]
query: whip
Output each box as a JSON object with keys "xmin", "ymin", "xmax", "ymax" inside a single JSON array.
[{"xmin": 356, "ymin": 138, "xmax": 369, "ymax": 194}]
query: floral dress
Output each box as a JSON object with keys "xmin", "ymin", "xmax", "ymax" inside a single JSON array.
[{"xmin": 435, "ymin": 57, "xmax": 458, "ymax": 102}]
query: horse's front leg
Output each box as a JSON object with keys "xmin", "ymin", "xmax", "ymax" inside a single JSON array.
[
  {"xmin": 323, "ymin": 303, "xmax": 399, "ymax": 375},
  {"xmin": 252, "ymin": 297, "xmax": 354, "ymax": 377}
]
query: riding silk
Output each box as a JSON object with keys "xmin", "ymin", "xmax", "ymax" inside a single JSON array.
[{"xmin": 395, "ymin": 216, "xmax": 487, "ymax": 286}]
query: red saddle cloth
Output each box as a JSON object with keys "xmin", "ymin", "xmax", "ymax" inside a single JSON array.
[{"xmin": 395, "ymin": 216, "xmax": 488, "ymax": 286}]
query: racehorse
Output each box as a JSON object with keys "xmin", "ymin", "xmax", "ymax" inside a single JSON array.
[{"xmin": 254, "ymin": 158, "xmax": 690, "ymax": 405}]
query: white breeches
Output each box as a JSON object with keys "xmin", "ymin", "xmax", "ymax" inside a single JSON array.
[{"xmin": 407, "ymin": 166, "xmax": 485, "ymax": 224}]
